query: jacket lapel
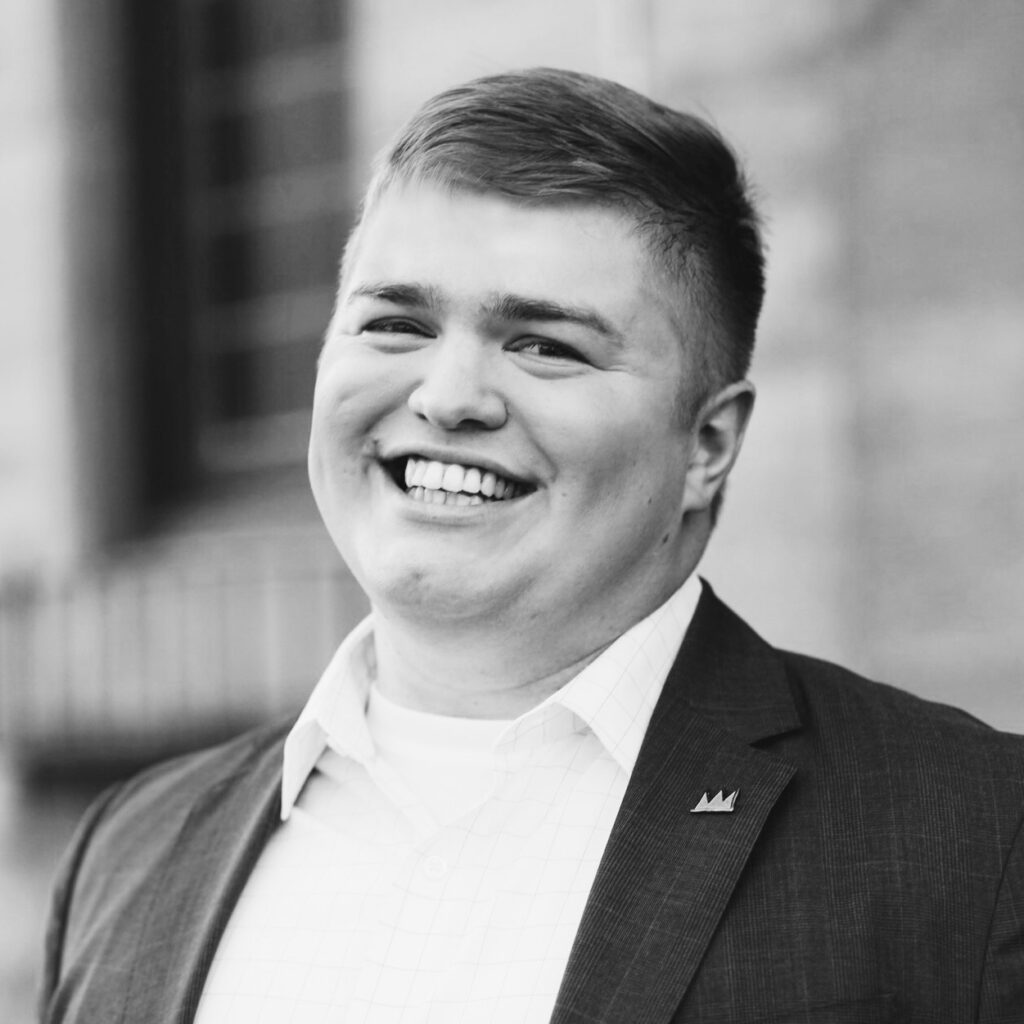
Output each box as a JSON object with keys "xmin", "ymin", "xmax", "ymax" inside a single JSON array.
[
  {"xmin": 120, "ymin": 727, "xmax": 285, "ymax": 1024},
  {"xmin": 552, "ymin": 585, "xmax": 802, "ymax": 1024}
]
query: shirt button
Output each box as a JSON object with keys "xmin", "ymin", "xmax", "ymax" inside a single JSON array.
[{"xmin": 422, "ymin": 854, "xmax": 448, "ymax": 880}]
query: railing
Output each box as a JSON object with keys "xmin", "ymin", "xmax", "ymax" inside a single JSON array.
[{"xmin": 0, "ymin": 530, "xmax": 368, "ymax": 764}]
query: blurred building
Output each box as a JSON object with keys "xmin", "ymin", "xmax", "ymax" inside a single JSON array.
[{"xmin": 2, "ymin": 0, "xmax": 1023, "ymax": 775}]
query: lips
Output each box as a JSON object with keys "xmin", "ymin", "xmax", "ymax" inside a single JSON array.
[{"xmin": 384, "ymin": 455, "xmax": 531, "ymax": 506}]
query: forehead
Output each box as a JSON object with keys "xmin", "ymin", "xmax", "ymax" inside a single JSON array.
[{"xmin": 341, "ymin": 183, "xmax": 678, "ymax": 324}]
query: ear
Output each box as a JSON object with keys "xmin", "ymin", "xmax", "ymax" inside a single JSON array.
[{"xmin": 681, "ymin": 380, "xmax": 756, "ymax": 514}]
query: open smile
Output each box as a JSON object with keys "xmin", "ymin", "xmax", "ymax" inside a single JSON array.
[{"xmin": 382, "ymin": 455, "xmax": 535, "ymax": 507}]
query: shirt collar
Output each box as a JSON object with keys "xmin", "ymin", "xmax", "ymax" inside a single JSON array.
[
  {"xmin": 280, "ymin": 575, "xmax": 702, "ymax": 819},
  {"xmin": 506, "ymin": 573, "xmax": 702, "ymax": 774},
  {"xmin": 281, "ymin": 615, "xmax": 376, "ymax": 818}
]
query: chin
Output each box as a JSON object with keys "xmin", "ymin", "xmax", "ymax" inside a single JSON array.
[{"xmin": 369, "ymin": 561, "xmax": 511, "ymax": 624}]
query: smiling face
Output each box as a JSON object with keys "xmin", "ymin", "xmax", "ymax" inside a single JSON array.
[{"xmin": 309, "ymin": 182, "xmax": 713, "ymax": 644}]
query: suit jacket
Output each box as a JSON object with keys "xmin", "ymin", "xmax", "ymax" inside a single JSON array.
[{"xmin": 41, "ymin": 587, "xmax": 1024, "ymax": 1023}]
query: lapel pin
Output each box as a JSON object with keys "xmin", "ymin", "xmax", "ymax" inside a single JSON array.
[{"xmin": 691, "ymin": 789, "xmax": 739, "ymax": 813}]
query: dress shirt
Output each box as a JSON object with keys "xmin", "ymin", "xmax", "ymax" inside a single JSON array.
[{"xmin": 194, "ymin": 574, "xmax": 701, "ymax": 1024}]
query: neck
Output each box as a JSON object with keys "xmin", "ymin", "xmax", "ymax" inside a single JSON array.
[
  {"xmin": 368, "ymin": 520, "xmax": 710, "ymax": 718},
  {"xmin": 370, "ymin": 571, "xmax": 704, "ymax": 719},
  {"xmin": 370, "ymin": 613, "xmax": 612, "ymax": 719}
]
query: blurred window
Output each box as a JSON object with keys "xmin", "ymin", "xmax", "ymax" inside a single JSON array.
[{"xmin": 123, "ymin": 0, "xmax": 349, "ymax": 506}]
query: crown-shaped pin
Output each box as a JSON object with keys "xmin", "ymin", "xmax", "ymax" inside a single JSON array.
[{"xmin": 690, "ymin": 789, "xmax": 739, "ymax": 813}]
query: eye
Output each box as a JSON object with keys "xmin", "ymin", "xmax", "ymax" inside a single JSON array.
[
  {"xmin": 507, "ymin": 337, "xmax": 587, "ymax": 363},
  {"xmin": 362, "ymin": 317, "xmax": 432, "ymax": 336}
]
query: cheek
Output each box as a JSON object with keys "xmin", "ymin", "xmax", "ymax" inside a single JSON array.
[
  {"xmin": 557, "ymin": 413, "xmax": 688, "ymax": 524},
  {"xmin": 313, "ymin": 347, "xmax": 407, "ymax": 446},
  {"xmin": 555, "ymin": 408, "xmax": 656, "ymax": 491},
  {"xmin": 308, "ymin": 348, "xmax": 407, "ymax": 491}
]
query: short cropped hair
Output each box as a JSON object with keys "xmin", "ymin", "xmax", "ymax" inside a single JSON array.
[{"xmin": 350, "ymin": 67, "xmax": 766, "ymax": 409}]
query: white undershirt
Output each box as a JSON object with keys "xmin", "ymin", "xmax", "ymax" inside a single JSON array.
[
  {"xmin": 366, "ymin": 686, "xmax": 508, "ymax": 825},
  {"xmin": 194, "ymin": 575, "xmax": 701, "ymax": 1024}
]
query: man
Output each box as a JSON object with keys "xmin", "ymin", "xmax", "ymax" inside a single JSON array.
[{"xmin": 42, "ymin": 69, "xmax": 1024, "ymax": 1023}]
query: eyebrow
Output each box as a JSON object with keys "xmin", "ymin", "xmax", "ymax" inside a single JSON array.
[
  {"xmin": 347, "ymin": 281, "xmax": 620, "ymax": 341},
  {"xmin": 347, "ymin": 282, "xmax": 444, "ymax": 309},
  {"xmin": 484, "ymin": 293, "xmax": 620, "ymax": 340}
]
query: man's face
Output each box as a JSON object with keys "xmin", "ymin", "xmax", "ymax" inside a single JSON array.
[{"xmin": 309, "ymin": 182, "xmax": 705, "ymax": 636}]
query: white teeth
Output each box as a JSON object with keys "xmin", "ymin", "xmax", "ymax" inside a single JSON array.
[
  {"xmin": 404, "ymin": 487, "xmax": 488, "ymax": 506},
  {"xmin": 422, "ymin": 461, "xmax": 444, "ymax": 490},
  {"xmin": 441, "ymin": 464, "xmax": 465, "ymax": 493},
  {"xmin": 397, "ymin": 457, "xmax": 524, "ymax": 504}
]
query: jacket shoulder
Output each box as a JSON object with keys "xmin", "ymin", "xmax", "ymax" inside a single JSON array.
[
  {"xmin": 42, "ymin": 718, "xmax": 292, "ymax": 1018},
  {"xmin": 780, "ymin": 647, "xmax": 1020, "ymax": 735},
  {"xmin": 82, "ymin": 717, "xmax": 291, "ymax": 861},
  {"xmin": 777, "ymin": 648, "xmax": 1024, "ymax": 792}
]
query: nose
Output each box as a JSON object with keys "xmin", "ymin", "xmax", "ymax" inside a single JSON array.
[{"xmin": 407, "ymin": 335, "xmax": 507, "ymax": 431}]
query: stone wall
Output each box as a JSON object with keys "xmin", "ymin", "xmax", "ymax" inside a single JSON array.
[
  {"xmin": 0, "ymin": 0, "xmax": 136, "ymax": 581},
  {"xmin": 0, "ymin": 0, "xmax": 80, "ymax": 578},
  {"xmin": 341, "ymin": 0, "xmax": 1024, "ymax": 729},
  {"xmin": 2, "ymin": 1, "xmax": 1020, "ymax": 736},
  {"xmin": 843, "ymin": 0, "xmax": 1024, "ymax": 726}
]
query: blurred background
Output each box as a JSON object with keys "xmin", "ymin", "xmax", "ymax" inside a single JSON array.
[{"xmin": 2, "ymin": 0, "xmax": 1022, "ymax": 1018}]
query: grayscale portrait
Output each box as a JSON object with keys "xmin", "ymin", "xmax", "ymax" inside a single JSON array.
[{"xmin": 1, "ymin": 4, "xmax": 1021, "ymax": 1023}]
